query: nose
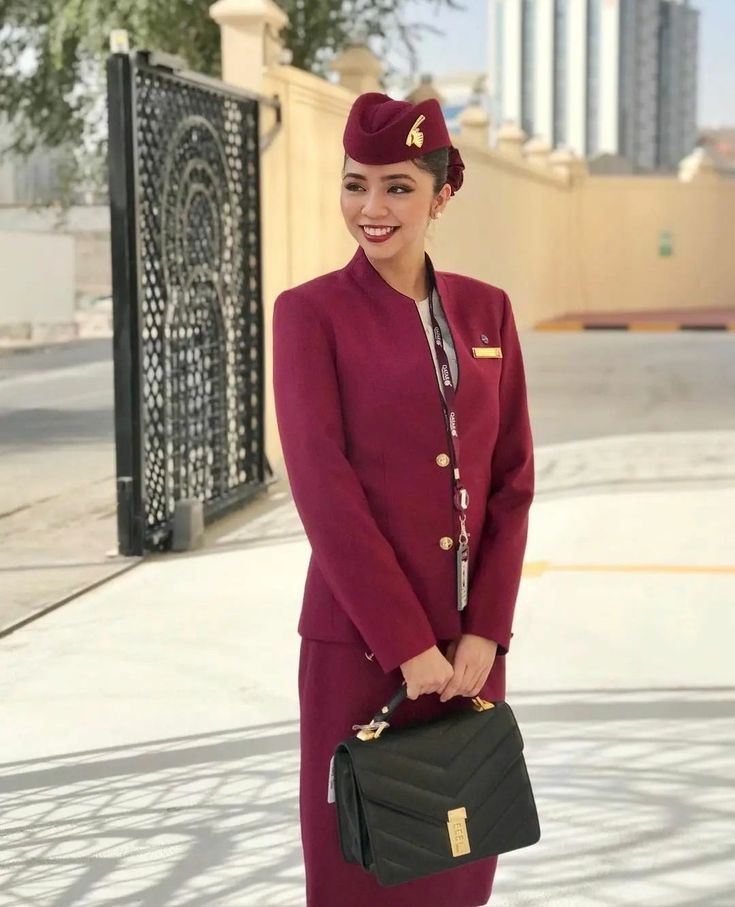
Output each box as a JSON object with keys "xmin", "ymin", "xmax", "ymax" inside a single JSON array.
[{"xmin": 361, "ymin": 189, "xmax": 389, "ymax": 219}]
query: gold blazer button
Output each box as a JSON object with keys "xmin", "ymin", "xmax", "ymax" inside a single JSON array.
[
  {"xmin": 435, "ymin": 453, "xmax": 450, "ymax": 467},
  {"xmin": 439, "ymin": 536, "xmax": 454, "ymax": 550}
]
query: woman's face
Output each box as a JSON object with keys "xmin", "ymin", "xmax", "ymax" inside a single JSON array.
[{"xmin": 340, "ymin": 156, "xmax": 449, "ymax": 263}]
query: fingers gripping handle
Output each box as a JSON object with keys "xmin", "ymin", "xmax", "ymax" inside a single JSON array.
[{"xmin": 352, "ymin": 683, "xmax": 495, "ymax": 741}]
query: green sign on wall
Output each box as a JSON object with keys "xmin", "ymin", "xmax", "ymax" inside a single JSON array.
[{"xmin": 659, "ymin": 230, "xmax": 673, "ymax": 257}]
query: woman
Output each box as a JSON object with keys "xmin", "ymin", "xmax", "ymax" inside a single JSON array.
[{"xmin": 272, "ymin": 92, "xmax": 534, "ymax": 907}]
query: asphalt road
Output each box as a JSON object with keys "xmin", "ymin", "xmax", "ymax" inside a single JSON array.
[
  {"xmin": 0, "ymin": 339, "xmax": 122, "ymax": 632},
  {"xmin": 522, "ymin": 330, "xmax": 735, "ymax": 442},
  {"xmin": 4, "ymin": 331, "xmax": 735, "ymax": 512},
  {"xmin": 1, "ymin": 331, "xmax": 734, "ymax": 632},
  {"xmin": 0, "ymin": 338, "xmax": 114, "ymax": 516}
]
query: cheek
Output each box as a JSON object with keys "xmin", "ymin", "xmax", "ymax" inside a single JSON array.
[
  {"xmin": 398, "ymin": 197, "xmax": 429, "ymax": 230},
  {"xmin": 340, "ymin": 193, "xmax": 360, "ymax": 221}
]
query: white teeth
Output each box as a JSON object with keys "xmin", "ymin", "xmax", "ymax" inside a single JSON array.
[{"xmin": 363, "ymin": 226, "xmax": 396, "ymax": 236}]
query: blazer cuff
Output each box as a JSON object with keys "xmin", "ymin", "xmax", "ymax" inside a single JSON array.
[
  {"xmin": 371, "ymin": 627, "xmax": 438, "ymax": 675},
  {"xmin": 463, "ymin": 626, "xmax": 514, "ymax": 657}
]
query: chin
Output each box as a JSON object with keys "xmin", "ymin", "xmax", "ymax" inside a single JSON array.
[{"xmin": 356, "ymin": 233, "xmax": 402, "ymax": 261}]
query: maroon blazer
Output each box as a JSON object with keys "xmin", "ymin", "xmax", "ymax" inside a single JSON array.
[{"xmin": 272, "ymin": 245, "xmax": 534, "ymax": 675}]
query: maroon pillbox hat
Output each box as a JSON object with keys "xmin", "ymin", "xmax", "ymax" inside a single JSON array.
[{"xmin": 343, "ymin": 92, "xmax": 465, "ymax": 195}]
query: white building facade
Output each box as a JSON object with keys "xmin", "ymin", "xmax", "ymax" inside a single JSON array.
[{"xmin": 488, "ymin": 0, "xmax": 699, "ymax": 171}]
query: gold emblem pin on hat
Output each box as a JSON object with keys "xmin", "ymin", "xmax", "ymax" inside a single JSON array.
[{"xmin": 405, "ymin": 114, "xmax": 426, "ymax": 148}]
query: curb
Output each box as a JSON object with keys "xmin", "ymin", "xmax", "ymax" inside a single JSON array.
[
  {"xmin": 0, "ymin": 307, "xmax": 113, "ymax": 355},
  {"xmin": 535, "ymin": 320, "xmax": 735, "ymax": 332},
  {"xmin": 0, "ymin": 557, "xmax": 142, "ymax": 640},
  {"xmin": 0, "ymin": 331, "xmax": 113, "ymax": 356}
]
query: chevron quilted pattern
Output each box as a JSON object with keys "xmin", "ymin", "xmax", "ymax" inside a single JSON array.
[{"xmin": 334, "ymin": 700, "xmax": 540, "ymax": 887}]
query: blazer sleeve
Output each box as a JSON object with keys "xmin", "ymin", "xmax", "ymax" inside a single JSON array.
[
  {"xmin": 461, "ymin": 290, "xmax": 535, "ymax": 655},
  {"xmin": 272, "ymin": 289, "xmax": 437, "ymax": 674}
]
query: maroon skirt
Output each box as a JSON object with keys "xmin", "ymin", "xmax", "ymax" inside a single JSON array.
[{"xmin": 298, "ymin": 636, "xmax": 507, "ymax": 907}]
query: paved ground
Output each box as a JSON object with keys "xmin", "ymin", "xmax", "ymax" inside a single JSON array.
[
  {"xmin": 1, "ymin": 331, "xmax": 734, "ymax": 905},
  {"xmin": 1, "ymin": 427, "xmax": 734, "ymax": 906}
]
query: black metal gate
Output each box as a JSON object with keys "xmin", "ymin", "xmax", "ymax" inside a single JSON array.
[{"xmin": 107, "ymin": 50, "xmax": 274, "ymax": 555}]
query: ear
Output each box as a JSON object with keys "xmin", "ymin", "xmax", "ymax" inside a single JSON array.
[
  {"xmin": 431, "ymin": 184, "xmax": 453, "ymax": 218},
  {"xmin": 440, "ymin": 183, "xmax": 453, "ymax": 206}
]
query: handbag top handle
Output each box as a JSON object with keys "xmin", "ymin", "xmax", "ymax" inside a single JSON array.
[{"xmin": 352, "ymin": 681, "xmax": 495, "ymax": 741}]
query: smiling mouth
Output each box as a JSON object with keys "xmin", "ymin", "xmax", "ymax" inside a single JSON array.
[{"xmin": 360, "ymin": 225, "xmax": 400, "ymax": 239}]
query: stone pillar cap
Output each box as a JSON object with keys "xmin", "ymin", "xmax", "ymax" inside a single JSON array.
[
  {"xmin": 210, "ymin": 0, "xmax": 288, "ymax": 29},
  {"xmin": 497, "ymin": 122, "xmax": 527, "ymax": 142},
  {"xmin": 331, "ymin": 43, "xmax": 383, "ymax": 77},
  {"xmin": 459, "ymin": 104, "xmax": 489, "ymax": 127},
  {"xmin": 524, "ymin": 136, "xmax": 552, "ymax": 154}
]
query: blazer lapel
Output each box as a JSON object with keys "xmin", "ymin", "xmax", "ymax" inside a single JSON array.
[{"xmin": 344, "ymin": 245, "xmax": 463, "ymax": 398}]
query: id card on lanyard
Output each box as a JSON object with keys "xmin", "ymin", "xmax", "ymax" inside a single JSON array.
[{"xmin": 426, "ymin": 280, "xmax": 470, "ymax": 611}]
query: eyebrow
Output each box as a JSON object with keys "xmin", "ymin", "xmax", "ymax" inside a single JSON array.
[{"xmin": 343, "ymin": 172, "xmax": 417, "ymax": 183}]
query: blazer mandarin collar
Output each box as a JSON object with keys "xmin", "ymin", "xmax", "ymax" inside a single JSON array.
[{"xmin": 344, "ymin": 243, "xmax": 448, "ymax": 305}]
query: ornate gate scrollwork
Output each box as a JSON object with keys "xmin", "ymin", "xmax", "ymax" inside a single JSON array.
[{"xmin": 108, "ymin": 51, "xmax": 269, "ymax": 554}]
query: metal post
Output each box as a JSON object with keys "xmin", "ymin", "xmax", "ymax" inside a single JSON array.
[{"xmin": 107, "ymin": 53, "xmax": 145, "ymax": 556}]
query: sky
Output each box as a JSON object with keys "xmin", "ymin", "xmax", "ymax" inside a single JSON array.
[{"xmin": 403, "ymin": 0, "xmax": 735, "ymax": 128}]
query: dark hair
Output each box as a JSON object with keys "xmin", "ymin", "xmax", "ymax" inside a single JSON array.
[{"xmin": 341, "ymin": 147, "xmax": 450, "ymax": 194}]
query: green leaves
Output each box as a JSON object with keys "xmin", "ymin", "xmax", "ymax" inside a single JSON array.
[{"xmin": 0, "ymin": 0, "xmax": 462, "ymax": 206}]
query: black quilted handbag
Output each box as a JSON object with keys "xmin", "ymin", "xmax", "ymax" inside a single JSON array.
[{"xmin": 333, "ymin": 682, "xmax": 540, "ymax": 887}]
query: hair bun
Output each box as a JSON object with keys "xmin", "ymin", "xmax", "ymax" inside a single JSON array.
[{"xmin": 447, "ymin": 146, "xmax": 465, "ymax": 195}]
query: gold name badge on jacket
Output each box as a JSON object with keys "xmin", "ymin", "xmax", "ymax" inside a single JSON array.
[{"xmin": 471, "ymin": 347, "xmax": 502, "ymax": 358}]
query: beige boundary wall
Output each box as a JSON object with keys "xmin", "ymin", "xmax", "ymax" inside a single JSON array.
[
  {"xmin": 257, "ymin": 65, "xmax": 357, "ymax": 311},
  {"xmin": 432, "ymin": 150, "xmax": 735, "ymax": 325},
  {"xmin": 208, "ymin": 0, "xmax": 735, "ymax": 468},
  {"xmin": 0, "ymin": 229, "xmax": 75, "ymax": 337},
  {"xmin": 570, "ymin": 176, "xmax": 735, "ymax": 317},
  {"xmin": 210, "ymin": 1, "xmax": 735, "ymax": 328}
]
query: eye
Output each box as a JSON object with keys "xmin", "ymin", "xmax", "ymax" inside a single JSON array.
[{"xmin": 342, "ymin": 182, "xmax": 413, "ymax": 194}]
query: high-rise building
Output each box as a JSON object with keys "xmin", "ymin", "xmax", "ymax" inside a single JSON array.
[
  {"xmin": 657, "ymin": 0, "xmax": 699, "ymax": 169},
  {"xmin": 487, "ymin": 0, "xmax": 699, "ymax": 172}
]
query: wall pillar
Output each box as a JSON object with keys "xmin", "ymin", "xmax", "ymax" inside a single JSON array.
[
  {"xmin": 678, "ymin": 147, "xmax": 720, "ymax": 183},
  {"xmin": 495, "ymin": 122, "xmax": 527, "ymax": 160},
  {"xmin": 209, "ymin": 0, "xmax": 289, "ymax": 93},
  {"xmin": 459, "ymin": 104, "xmax": 490, "ymax": 149},
  {"xmin": 330, "ymin": 43, "xmax": 383, "ymax": 95},
  {"xmin": 523, "ymin": 137, "xmax": 552, "ymax": 170}
]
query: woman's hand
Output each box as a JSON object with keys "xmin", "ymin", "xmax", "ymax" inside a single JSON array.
[
  {"xmin": 400, "ymin": 645, "xmax": 455, "ymax": 701},
  {"xmin": 439, "ymin": 634, "xmax": 498, "ymax": 701}
]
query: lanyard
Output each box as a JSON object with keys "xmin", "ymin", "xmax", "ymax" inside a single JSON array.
[{"xmin": 425, "ymin": 280, "xmax": 470, "ymax": 611}]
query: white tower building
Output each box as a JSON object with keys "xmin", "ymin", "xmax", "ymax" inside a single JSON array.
[{"xmin": 487, "ymin": 0, "xmax": 699, "ymax": 171}]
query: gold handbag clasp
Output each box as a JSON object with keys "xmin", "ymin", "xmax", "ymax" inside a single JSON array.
[
  {"xmin": 355, "ymin": 697, "xmax": 493, "ymax": 741},
  {"xmin": 447, "ymin": 807, "xmax": 471, "ymax": 856},
  {"xmin": 352, "ymin": 719, "xmax": 390, "ymax": 741}
]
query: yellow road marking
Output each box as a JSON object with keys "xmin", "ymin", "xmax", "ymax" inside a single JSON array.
[{"xmin": 523, "ymin": 560, "xmax": 735, "ymax": 577}]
